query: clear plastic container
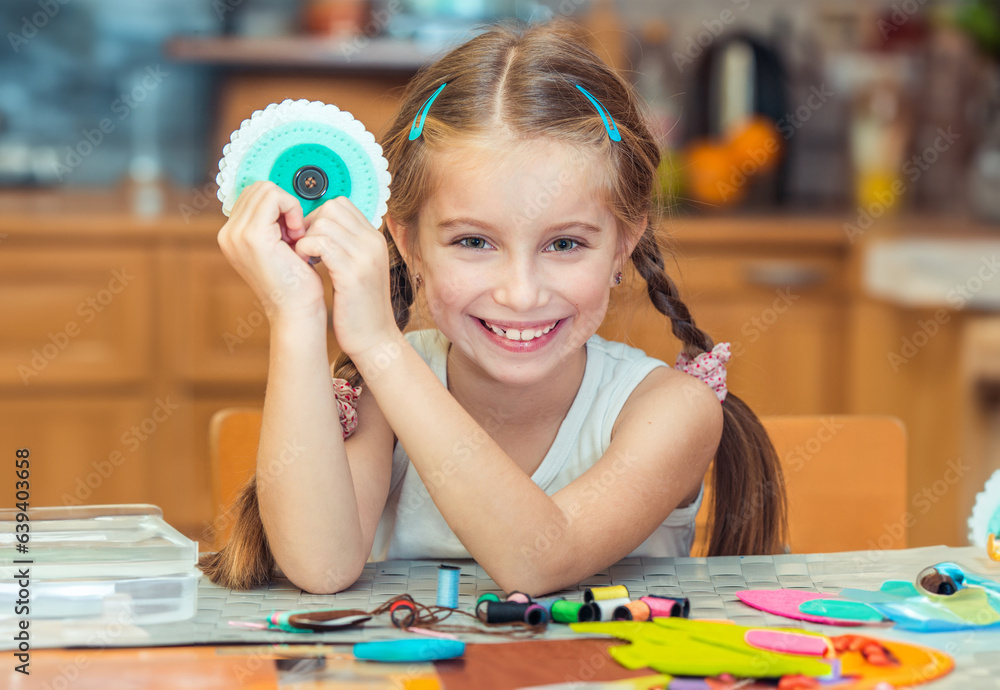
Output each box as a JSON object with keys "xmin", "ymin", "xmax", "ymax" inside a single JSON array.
[{"xmin": 0, "ymin": 504, "xmax": 199, "ymax": 623}]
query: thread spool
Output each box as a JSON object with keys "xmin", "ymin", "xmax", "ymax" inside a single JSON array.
[
  {"xmin": 550, "ymin": 600, "xmax": 586, "ymax": 623},
  {"xmin": 389, "ymin": 600, "xmax": 417, "ymax": 628},
  {"xmin": 436, "ymin": 565, "xmax": 460, "ymax": 609},
  {"xmin": 612, "ymin": 600, "xmax": 651, "ymax": 621},
  {"xmin": 532, "ymin": 596, "xmax": 563, "ymax": 614},
  {"xmin": 579, "ymin": 597, "xmax": 631, "ymax": 622},
  {"xmin": 524, "ymin": 603, "xmax": 548, "ymax": 625},
  {"xmin": 506, "ymin": 591, "xmax": 531, "ymax": 604},
  {"xmin": 583, "ymin": 585, "xmax": 629, "ymax": 603},
  {"xmin": 643, "ymin": 594, "xmax": 690, "ymax": 618},
  {"xmin": 480, "ymin": 601, "xmax": 546, "ymax": 625},
  {"xmin": 640, "ymin": 595, "xmax": 690, "ymax": 618},
  {"xmin": 475, "ymin": 593, "xmax": 500, "ymax": 618}
]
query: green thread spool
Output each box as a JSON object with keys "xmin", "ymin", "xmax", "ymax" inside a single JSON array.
[
  {"xmin": 551, "ymin": 600, "xmax": 585, "ymax": 623},
  {"xmin": 476, "ymin": 593, "xmax": 501, "ymax": 618}
]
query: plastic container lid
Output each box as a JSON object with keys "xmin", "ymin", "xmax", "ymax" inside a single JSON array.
[{"xmin": 0, "ymin": 504, "xmax": 197, "ymax": 580}]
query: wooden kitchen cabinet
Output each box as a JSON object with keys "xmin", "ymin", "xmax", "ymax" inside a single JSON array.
[
  {"xmin": 0, "ymin": 193, "xmax": 856, "ymax": 543},
  {"xmin": 0, "ymin": 246, "xmax": 153, "ymax": 388},
  {"xmin": 603, "ymin": 218, "xmax": 851, "ymax": 416}
]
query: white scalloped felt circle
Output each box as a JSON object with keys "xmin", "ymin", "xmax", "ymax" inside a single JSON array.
[
  {"xmin": 969, "ymin": 469, "xmax": 1000, "ymax": 547},
  {"xmin": 216, "ymin": 98, "xmax": 391, "ymax": 226}
]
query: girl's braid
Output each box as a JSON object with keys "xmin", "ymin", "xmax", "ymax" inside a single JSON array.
[{"xmin": 630, "ymin": 226, "xmax": 713, "ymax": 357}]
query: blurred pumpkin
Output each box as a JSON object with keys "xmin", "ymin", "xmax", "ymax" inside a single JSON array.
[
  {"xmin": 726, "ymin": 116, "xmax": 781, "ymax": 174},
  {"xmin": 683, "ymin": 140, "xmax": 745, "ymax": 206}
]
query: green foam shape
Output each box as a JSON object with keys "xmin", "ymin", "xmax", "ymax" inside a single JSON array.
[
  {"xmin": 235, "ymin": 121, "xmax": 379, "ymax": 221},
  {"xmin": 798, "ymin": 598, "xmax": 885, "ymax": 622},
  {"xmin": 569, "ymin": 619, "xmax": 832, "ymax": 679}
]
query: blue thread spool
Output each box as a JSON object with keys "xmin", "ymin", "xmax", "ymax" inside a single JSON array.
[
  {"xmin": 532, "ymin": 596, "xmax": 563, "ymax": 614},
  {"xmin": 437, "ymin": 565, "xmax": 460, "ymax": 608}
]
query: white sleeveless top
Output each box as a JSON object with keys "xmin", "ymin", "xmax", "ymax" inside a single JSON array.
[{"xmin": 368, "ymin": 329, "xmax": 704, "ymax": 562}]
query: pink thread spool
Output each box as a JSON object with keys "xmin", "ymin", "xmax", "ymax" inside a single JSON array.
[
  {"xmin": 506, "ymin": 591, "xmax": 531, "ymax": 604},
  {"xmin": 612, "ymin": 600, "xmax": 651, "ymax": 621},
  {"xmin": 640, "ymin": 595, "xmax": 688, "ymax": 618}
]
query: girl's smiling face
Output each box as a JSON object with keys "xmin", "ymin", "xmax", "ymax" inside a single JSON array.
[{"xmin": 393, "ymin": 139, "xmax": 635, "ymax": 387}]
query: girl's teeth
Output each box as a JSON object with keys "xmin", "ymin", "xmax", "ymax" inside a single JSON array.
[{"xmin": 485, "ymin": 320, "xmax": 557, "ymax": 342}]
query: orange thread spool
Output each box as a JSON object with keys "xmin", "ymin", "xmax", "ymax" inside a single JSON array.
[{"xmin": 612, "ymin": 600, "xmax": 651, "ymax": 621}]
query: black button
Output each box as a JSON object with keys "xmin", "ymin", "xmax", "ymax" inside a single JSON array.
[{"xmin": 293, "ymin": 165, "xmax": 328, "ymax": 200}]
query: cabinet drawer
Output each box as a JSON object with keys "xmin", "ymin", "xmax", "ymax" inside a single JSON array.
[
  {"xmin": 170, "ymin": 246, "xmax": 344, "ymax": 383},
  {"xmin": 170, "ymin": 247, "xmax": 271, "ymax": 383},
  {"xmin": 0, "ymin": 395, "xmax": 157, "ymax": 509},
  {"xmin": 668, "ymin": 253, "xmax": 846, "ymax": 299},
  {"xmin": 0, "ymin": 248, "xmax": 152, "ymax": 388}
]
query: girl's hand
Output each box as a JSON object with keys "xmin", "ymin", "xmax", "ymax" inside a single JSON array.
[
  {"xmin": 293, "ymin": 197, "xmax": 397, "ymax": 359},
  {"xmin": 217, "ymin": 181, "xmax": 326, "ymax": 327}
]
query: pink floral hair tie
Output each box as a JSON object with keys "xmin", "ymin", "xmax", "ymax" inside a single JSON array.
[
  {"xmin": 675, "ymin": 342, "xmax": 731, "ymax": 403},
  {"xmin": 332, "ymin": 378, "xmax": 363, "ymax": 438}
]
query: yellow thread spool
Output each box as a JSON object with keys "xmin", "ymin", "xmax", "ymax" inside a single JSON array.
[{"xmin": 583, "ymin": 585, "xmax": 629, "ymax": 603}]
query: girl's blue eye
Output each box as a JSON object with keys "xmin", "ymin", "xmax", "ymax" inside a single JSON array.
[
  {"xmin": 547, "ymin": 238, "xmax": 581, "ymax": 252},
  {"xmin": 456, "ymin": 237, "xmax": 492, "ymax": 250}
]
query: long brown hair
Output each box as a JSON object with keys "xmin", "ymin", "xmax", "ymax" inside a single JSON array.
[{"xmin": 199, "ymin": 18, "xmax": 785, "ymax": 589}]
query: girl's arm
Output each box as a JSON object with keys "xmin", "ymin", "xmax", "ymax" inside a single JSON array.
[
  {"xmin": 217, "ymin": 182, "xmax": 395, "ymax": 594},
  {"xmin": 255, "ymin": 318, "xmax": 395, "ymax": 594},
  {"xmin": 352, "ymin": 335, "xmax": 723, "ymax": 596}
]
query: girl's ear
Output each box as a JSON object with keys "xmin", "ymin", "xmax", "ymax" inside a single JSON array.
[
  {"xmin": 385, "ymin": 216, "xmax": 407, "ymax": 259},
  {"xmin": 386, "ymin": 216, "xmax": 417, "ymax": 266},
  {"xmin": 616, "ymin": 215, "xmax": 647, "ymax": 269}
]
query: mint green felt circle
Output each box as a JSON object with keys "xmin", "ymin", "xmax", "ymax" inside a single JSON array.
[
  {"xmin": 234, "ymin": 121, "xmax": 379, "ymax": 221},
  {"xmin": 270, "ymin": 143, "xmax": 351, "ymax": 216}
]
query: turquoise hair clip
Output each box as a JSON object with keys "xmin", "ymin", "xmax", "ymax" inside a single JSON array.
[
  {"xmin": 575, "ymin": 84, "xmax": 622, "ymax": 142},
  {"xmin": 406, "ymin": 82, "xmax": 621, "ymax": 143},
  {"xmin": 409, "ymin": 82, "xmax": 448, "ymax": 140}
]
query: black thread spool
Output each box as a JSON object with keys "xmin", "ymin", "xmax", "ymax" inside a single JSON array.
[
  {"xmin": 481, "ymin": 601, "xmax": 544, "ymax": 625},
  {"xmin": 576, "ymin": 602, "xmax": 600, "ymax": 622},
  {"xmin": 389, "ymin": 600, "xmax": 417, "ymax": 628}
]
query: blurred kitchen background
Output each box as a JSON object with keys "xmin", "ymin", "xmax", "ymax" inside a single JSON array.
[{"xmin": 3, "ymin": 0, "xmax": 1000, "ymax": 554}]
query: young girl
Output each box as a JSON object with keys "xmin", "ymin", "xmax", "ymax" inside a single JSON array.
[{"xmin": 200, "ymin": 19, "xmax": 786, "ymax": 595}]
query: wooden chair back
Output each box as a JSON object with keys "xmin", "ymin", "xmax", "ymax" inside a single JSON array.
[
  {"xmin": 694, "ymin": 415, "xmax": 908, "ymax": 555},
  {"xmin": 208, "ymin": 408, "xmax": 263, "ymax": 550}
]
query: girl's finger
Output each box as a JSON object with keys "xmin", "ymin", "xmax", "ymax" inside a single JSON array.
[
  {"xmin": 300, "ymin": 217, "xmax": 364, "ymax": 261},
  {"xmin": 294, "ymin": 222, "xmax": 362, "ymax": 266},
  {"xmin": 303, "ymin": 197, "xmax": 371, "ymax": 239},
  {"xmin": 331, "ymin": 194, "xmax": 380, "ymax": 230},
  {"xmin": 293, "ymin": 234, "xmax": 348, "ymax": 269},
  {"xmin": 247, "ymin": 182, "xmax": 304, "ymax": 237}
]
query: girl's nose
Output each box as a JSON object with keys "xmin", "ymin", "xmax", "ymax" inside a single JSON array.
[{"xmin": 492, "ymin": 258, "xmax": 547, "ymax": 312}]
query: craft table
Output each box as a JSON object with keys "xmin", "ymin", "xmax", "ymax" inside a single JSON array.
[{"xmin": 6, "ymin": 545, "xmax": 1000, "ymax": 689}]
